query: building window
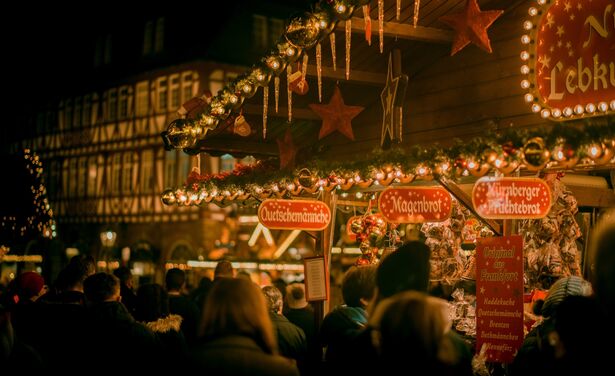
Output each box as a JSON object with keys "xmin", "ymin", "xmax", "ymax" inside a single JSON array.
[
  {"xmin": 156, "ymin": 77, "xmax": 168, "ymax": 113},
  {"xmin": 155, "ymin": 17, "xmax": 165, "ymax": 53},
  {"xmin": 220, "ymin": 154, "xmax": 235, "ymax": 172},
  {"xmin": 69, "ymin": 158, "xmax": 77, "ymax": 197},
  {"xmin": 108, "ymin": 88, "xmax": 117, "ymax": 121},
  {"xmin": 209, "ymin": 70, "xmax": 224, "ymax": 97},
  {"xmin": 122, "ymin": 153, "xmax": 133, "ymax": 193},
  {"xmin": 164, "ymin": 151, "xmax": 177, "ymax": 187},
  {"xmin": 112, "ymin": 154, "xmax": 121, "ymax": 195},
  {"xmin": 269, "ymin": 18, "xmax": 284, "ymax": 45},
  {"xmin": 143, "ymin": 20, "xmax": 153, "ymax": 55},
  {"xmin": 87, "ymin": 156, "xmax": 97, "ymax": 197},
  {"xmin": 118, "ymin": 86, "xmax": 129, "ymax": 119},
  {"xmin": 91, "ymin": 93, "xmax": 101, "ymax": 125},
  {"xmin": 49, "ymin": 160, "xmax": 61, "ymax": 199},
  {"xmin": 73, "ymin": 97, "xmax": 82, "ymax": 128},
  {"xmin": 169, "ymin": 74, "xmax": 180, "ymax": 111},
  {"xmin": 136, "ymin": 81, "xmax": 149, "ymax": 117},
  {"xmin": 181, "ymin": 71, "xmax": 197, "ymax": 103},
  {"xmin": 140, "ymin": 149, "xmax": 154, "ymax": 193},
  {"xmin": 78, "ymin": 157, "xmax": 87, "ymax": 197},
  {"xmin": 83, "ymin": 94, "xmax": 92, "ymax": 126},
  {"xmin": 252, "ymin": 15, "xmax": 268, "ymax": 51}
]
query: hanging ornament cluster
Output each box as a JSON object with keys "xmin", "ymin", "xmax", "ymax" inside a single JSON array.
[
  {"xmin": 521, "ymin": 174, "xmax": 582, "ymax": 289},
  {"xmin": 349, "ymin": 212, "xmax": 389, "ymax": 265},
  {"xmin": 161, "ymin": 121, "xmax": 615, "ymax": 207}
]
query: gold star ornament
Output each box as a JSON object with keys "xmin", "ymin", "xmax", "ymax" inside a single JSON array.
[
  {"xmin": 381, "ymin": 54, "xmax": 400, "ymax": 147},
  {"xmin": 439, "ymin": 0, "xmax": 504, "ymax": 56},
  {"xmin": 309, "ymin": 86, "xmax": 364, "ymax": 141}
]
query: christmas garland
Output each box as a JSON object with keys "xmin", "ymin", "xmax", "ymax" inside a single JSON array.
[{"xmin": 161, "ymin": 119, "xmax": 615, "ymax": 206}]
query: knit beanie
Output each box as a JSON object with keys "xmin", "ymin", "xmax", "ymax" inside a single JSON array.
[{"xmin": 541, "ymin": 276, "xmax": 592, "ymax": 318}]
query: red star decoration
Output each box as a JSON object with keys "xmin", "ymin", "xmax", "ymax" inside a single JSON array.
[
  {"xmin": 309, "ymin": 86, "xmax": 364, "ymax": 141},
  {"xmin": 439, "ymin": 0, "xmax": 504, "ymax": 56},
  {"xmin": 277, "ymin": 129, "xmax": 298, "ymax": 170}
]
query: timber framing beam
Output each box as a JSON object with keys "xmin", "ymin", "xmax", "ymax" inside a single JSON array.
[{"xmin": 336, "ymin": 17, "xmax": 454, "ymax": 44}]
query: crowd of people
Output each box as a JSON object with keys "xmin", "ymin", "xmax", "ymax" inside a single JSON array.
[{"xmin": 1, "ymin": 216, "xmax": 614, "ymax": 374}]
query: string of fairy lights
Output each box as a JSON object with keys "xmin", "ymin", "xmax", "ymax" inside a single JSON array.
[
  {"xmin": 0, "ymin": 149, "xmax": 57, "ymax": 239},
  {"xmin": 161, "ymin": 121, "xmax": 615, "ymax": 207}
]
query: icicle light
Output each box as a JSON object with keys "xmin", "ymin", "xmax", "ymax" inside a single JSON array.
[
  {"xmin": 287, "ymin": 65, "xmax": 293, "ymax": 122},
  {"xmin": 301, "ymin": 54, "xmax": 308, "ymax": 81},
  {"xmin": 316, "ymin": 43, "xmax": 323, "ymax": 102},
  {"xmin": 274, "ymin": 77, "xmax": 280, "ymax": 113},
  {"xmin": 345, "ymin": 19, "xmax": 351, "ymax": 80},
  {"xmin": 378, "ymin": 0, "xmax": 384, "ymax": 53},
  {"xmin": 397, "ymin": 0, "xmax": 401, "ymax": 21},
  {"xmin": 330, "ymin": 33, "xmax": 336, "ymax": 71},
  {"xmin": 413, "ymin": 0, "xmax": 421, "ymax": 27},
  {"xmin": 263, "ymin": 86, "xmax": 269, "ymax": 139}
]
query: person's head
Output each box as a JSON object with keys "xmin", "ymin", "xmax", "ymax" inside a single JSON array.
[
  {"xmin": 200, "ymin": 278, "xmax": 277, "ymax": 354},
  {"xmin": 84, "ymin": 273, "xmax": 120, "ymax": 304},
  {"xmin": 214, "ymin": 260, "xmax": 234, "ymax": 280},
  {"xmin": 589, "ymin": 215, "xmax": 615, "ymax": 319},
  {"xmin": 135, "ymin": 283, "xmax": 169, "ymax": 322},
  {"xmin": 236, "ymin": 270, "xmax": 252, "ymax": 281},
  {"xmin": 286, "ymin": 283, "xmax": 308, "ymax": 309},
  {"xmin": 113, "ymin": 267, "xmax": 133, "ymax": 288},
  {"xmin": 262, "ymin": 285, "xmax": 283, "ymax": 315},
  {"xmin": 341, "ymin": 265, "xmax": 377, "ymax": 308},
  {"xmin": 377, "ymin": 241, "xmax": 431, "ymax": 299},
  {"xmin": 370, "ymin": 291, "xmax": 456, "ymax": 367},
  {"xmin": 165, "ymin": 268, "xmax": 185, "ymax": 292},
  {"xmin": 14, "ymin": 272, "xmax": 46, "ymax": 302},
  {"xmin": 541, "ymin": 276, "xmax": 593, "ymax": 318},
  {"xmin": 55, "ymin": 254, "xmax": 96, "ymax": 292}
]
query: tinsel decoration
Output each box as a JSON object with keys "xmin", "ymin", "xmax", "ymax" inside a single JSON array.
[
  {"xmin": 362, "ymin": 4, "xmax": 372, "ymax": 46},
  {"xmin": 521, "ymin": 174, "xmax": 582, "ymax": 289},
  {"xmin": 345, "ymin": 19, "xmax": 351, "ymax": 80},
  {"xmin": 397, "ymin": 0, "xmax": 401, "ymax": 21},
  {"xmin": 316, "ymin": 43, "xmax": 323, "ymax": 102},
  {"xmin": 287, "ymin": 65, "xmax": 293, "ymax": 122},
  {"xmin": 330, "ymin": 33, "xmax": 337, "ymax": 71},
  {"xmin": 274, "ymin": 77, "xmax": 280, "ymax": 113},
  {"xmin": 413, "ymin": 0, "xmax": 421, "ymax": 27},
  {"xmin": 378, "ymin": 0, "xmax": 384, "ymax": 53},
  {"xmin": 263, "ymin": 86, "xmax": 269, "ymax": 139}
]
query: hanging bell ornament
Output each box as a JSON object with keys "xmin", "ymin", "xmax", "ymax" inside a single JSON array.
[
  {"xmin": 332, "ymin": 0, "xmax": 356, "ymax": 20},
  {"xmin": 588, "ymin": 143, "xmax": 614, "ymax": 165},
  {"xmin": 350, "ymin": 217, "xmax": 364, "ymax": 235},
  {"xmin": 285, "ymin": 12, "xmax": 322, "ymax": 49},
  {"xmin": 523, "ymin": 137, "xmax": 550, "ymax": 171},
  {"xmin": 161, "ymin": 189, "xmax": 177, "ymax": 206}
]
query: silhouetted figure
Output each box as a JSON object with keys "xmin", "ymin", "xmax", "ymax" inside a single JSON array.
[
  {"xmin": 7, "ymin": 272, "xmax": 46, "ymax": 348},
  {"xmin": 0, "ymin": 303, "xmax": 43, "ymax": 371},
  {"xmin": 190, "ymin": 276, "xmax": 213, "ymax": 313},
  {"xmin": 188, "ymin": 278, "xmax": 299, "ymax": 375},
  {"xmin": 214, "ymin": 260, "xmax": 235, "ymax": 280},
  {"xmin": 166, "ymin": 268, "xmax": 200, "ymax": 345},
  {"xmin": 114, "ymin": 266, "xmax": 137, "ymax": 315},
  {"xmin": 285, "ymin": 283, "xmax": 320, "ymax": 374}
]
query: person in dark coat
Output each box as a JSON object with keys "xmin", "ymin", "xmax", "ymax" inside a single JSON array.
[
  {"xmin": 83, "ymin": 273, "xmax": 161, "ymax": 371},
  {"xmin": 135, "ymin": 283, "xmax": 187, "ymax": 359},
  {"xmin": 188, "ymin": 278, "xmax": 299, "ymax": 376},
  {"xmin": 285, "ymin": 283, "xmax": 320, "ymax": 374},
  {"xmin": 113, "ymin": 266, "xmax": 137, "ymax": 315},
  {"xmin": 320, "ymin": 264, "xmax": 376, "ymax": 370},
  {"xmin": 0, "ymin": 303, "xmax": 44, "ymax": 371},
  {"xmin": 165, "ymin": 268, "xmax": 200, "ymax": 345}
]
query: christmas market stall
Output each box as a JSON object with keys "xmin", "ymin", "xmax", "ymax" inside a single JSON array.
[{"xmin": 158, "ymin": 0, "xmax": 614, "ymax": 367}]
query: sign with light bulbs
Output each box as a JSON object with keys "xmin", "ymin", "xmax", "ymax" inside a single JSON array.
[{"xmin": 520, "ymin": 0, "xmax": 614, "ymax": 121}]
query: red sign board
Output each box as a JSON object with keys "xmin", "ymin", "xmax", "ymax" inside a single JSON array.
[
  {"xmin": 472, "ymin": 177, "xmax": 551, "ymax": 219},
  {"xmin": 476, "ymin": 235, "xmax": 524, "ymax": 363},
  {"xmin": 528, "ymin": 0, "xmax": 614, "ymax": 120},
  {"xmin": 258, "ymin": 199, "xmax": 331, "ymax": 230},
  {"xmin": 378, "ymin": 187, "xmax": 452, "ymax": 223}
]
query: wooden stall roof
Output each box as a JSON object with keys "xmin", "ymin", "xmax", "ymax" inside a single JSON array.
[{"xmin": 194, "ymin": 0, "xmax": 538, "ymax": 160}]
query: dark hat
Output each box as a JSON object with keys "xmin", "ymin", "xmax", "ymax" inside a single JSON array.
[
  {"xmin": 15, "ymin": 271, "xmax": 45, "ymax": 299},
  {"xmin": 377, "ymin": 241, "xmax": 431, "ymax": 298},
  {"xmin": 541, "ymin": 276, "xmax": 592, "ymax": 318}
]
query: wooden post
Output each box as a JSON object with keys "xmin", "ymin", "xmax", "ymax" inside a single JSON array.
[{"xmin": 313, "ymin": 190, "xmax": 338, "ymax": 324}]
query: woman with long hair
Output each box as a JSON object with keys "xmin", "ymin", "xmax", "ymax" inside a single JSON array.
[{"xmin": 189, "ymin": 278, "xmax": 298, "ymax": 375}]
